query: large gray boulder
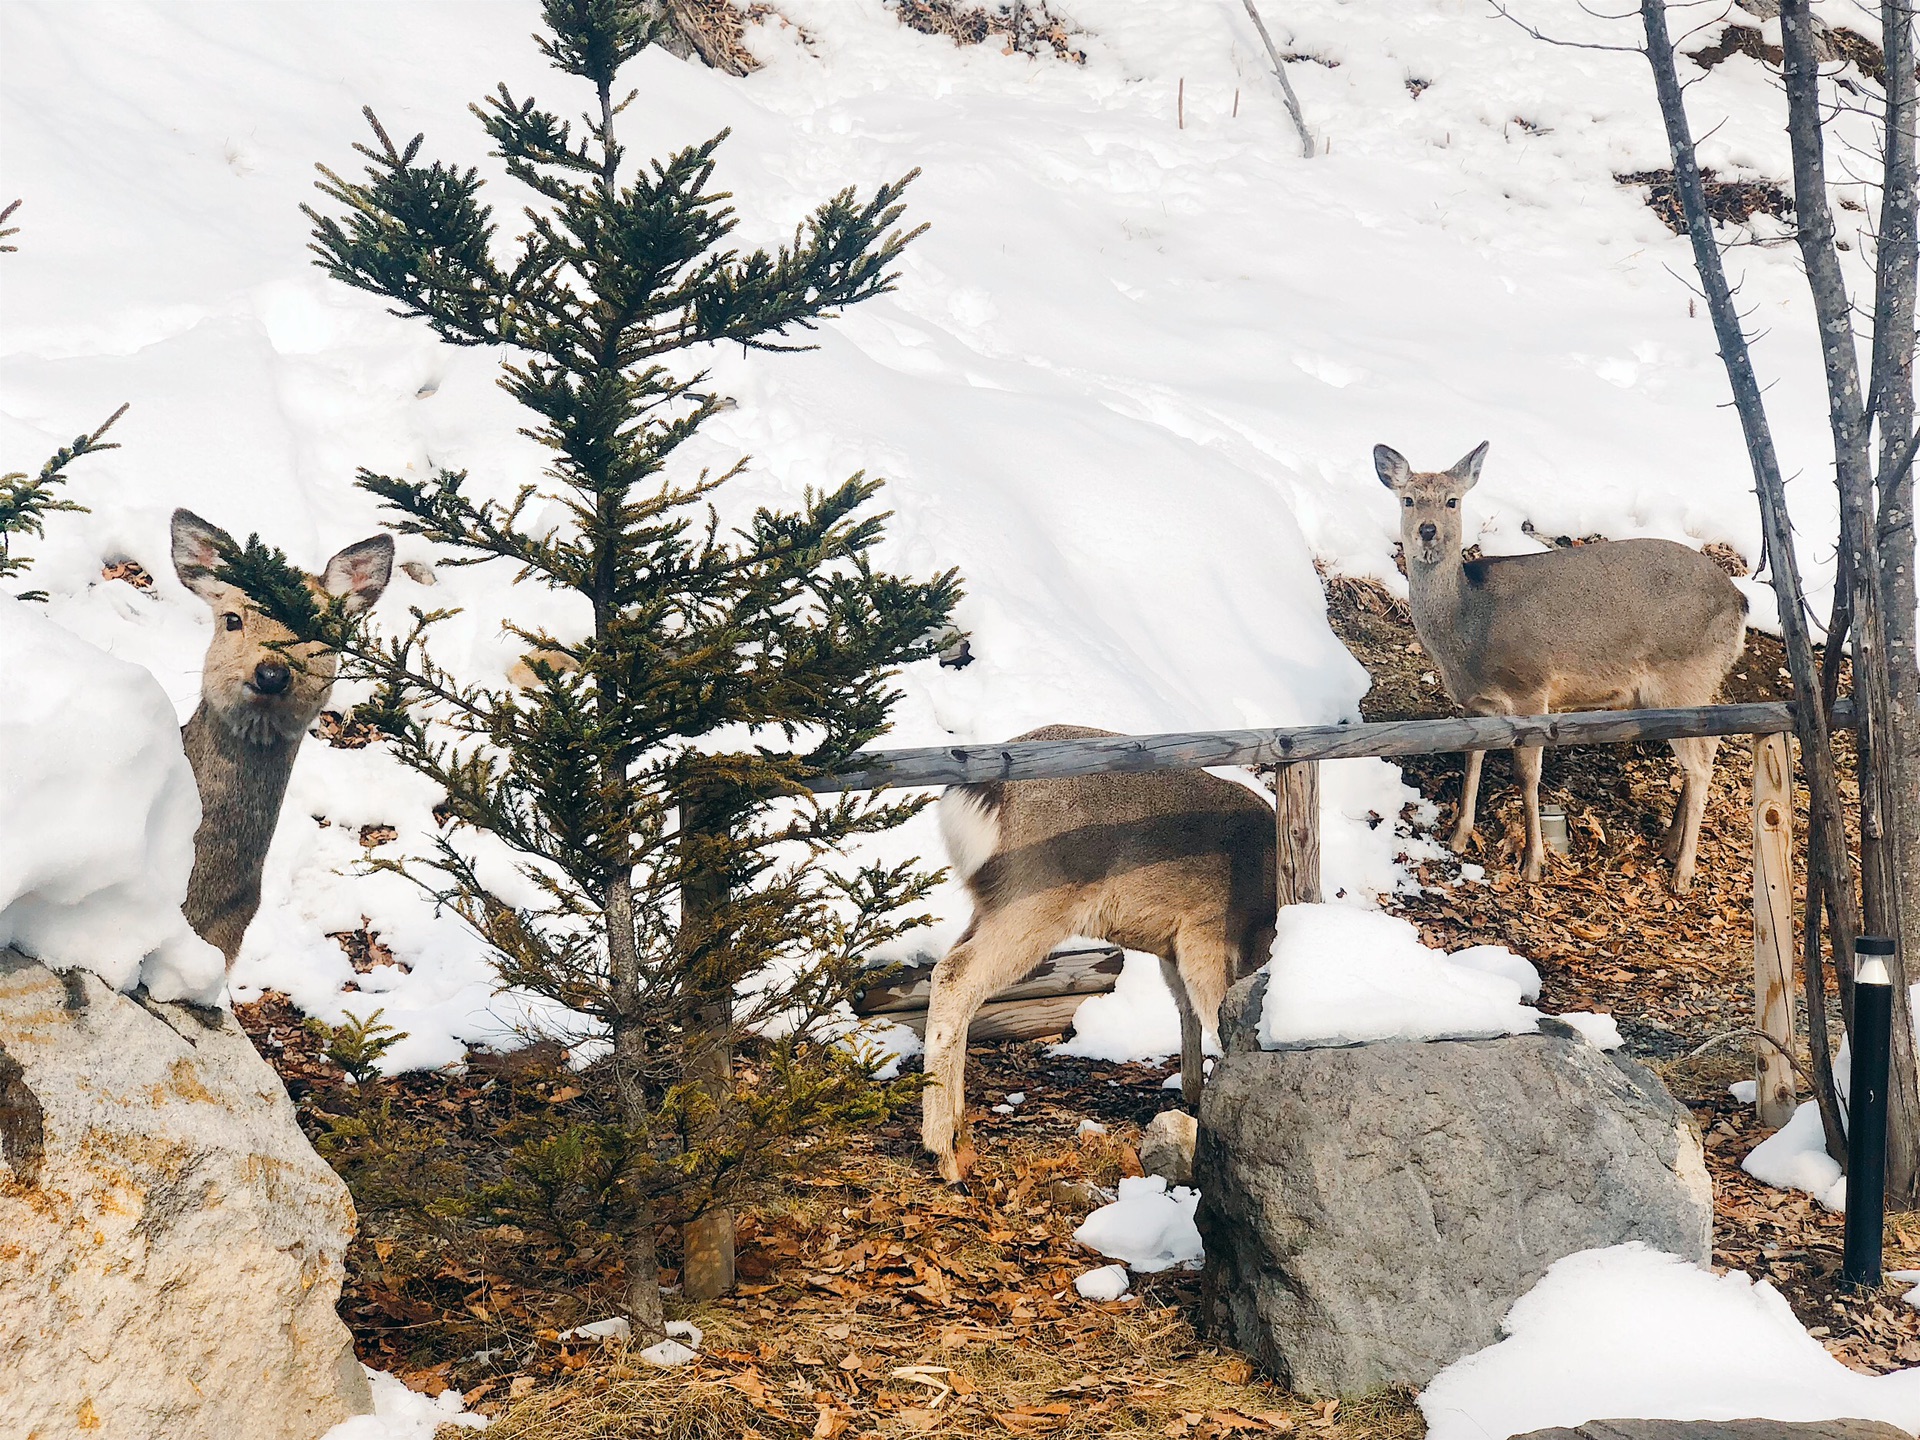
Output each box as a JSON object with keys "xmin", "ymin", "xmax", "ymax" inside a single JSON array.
[
  {"xmin": 0, "ymin": 949, "xmax": 371, "ymax": 1440},
  {"xmin": 1519, "ymin": 1424, "xmax": 1912, "ymax": 1440},
  {"xmin": 1199, "ymin": 973, "xmax": 1712, "ymax": 1397}
]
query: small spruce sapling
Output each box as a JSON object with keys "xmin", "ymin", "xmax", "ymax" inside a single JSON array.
[{"xmin": 223, "ymin": 0, "xmax": 961, "ymax": 1337}]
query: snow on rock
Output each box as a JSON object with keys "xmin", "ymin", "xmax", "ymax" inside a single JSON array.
[
  {"xmin": 1744, "ymin": 1100, "xmax": 1848, "ymax": 1213},
  {"xmin": 321, "ymin": 1370, "xmax": 486, "ymax": 1439},
  {"xmin": 1258, "ymin": 904, "xmax": 1540, "ymax": 1049},
  {"xmin": 1448, "ymin": 944, "xmax": 1542, "ymax": 1002},
  {"xmin": 1074, "ymin": 1176, "xmax": 1204, "ymax": 1273},
  {"xmin": 1556, "ymin": 1011, "xmax": 1625, "ymax": 1050},
  {"xmin": 1074, "ymin": 1265, "xmax": 1132, "ymax": 1302},
  {"xmin": 1419, "ymin": 1245, "xmax": 1920, "ymax": 1439},
  {"xmin": 0, "ymin": 598, "xmax": 223, "ymax": 1004}
]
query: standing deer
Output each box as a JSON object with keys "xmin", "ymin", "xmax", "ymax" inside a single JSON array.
[
  {"xmin": 922, "ymin": 725, "xmax": 1276, "ymax": 1184},
  {"xmin": 170, "ymin": 509, "xmax": 394, "ymax": 964},
  {"xmin": 1376, "ymin": 442, "xmax": 1746, "ymax": 892}
]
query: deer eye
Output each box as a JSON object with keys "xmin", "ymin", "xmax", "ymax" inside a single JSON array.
[
  {"xmin": 1446, "ymin": 498, "xmax": 1459, "ymax": 509},
  {"xmin": 1402, "ymin": 497, "xmax": 1414, "ymax": 508},
  {"xmin": 223, "ymin": 612, "xmax": 243, "ymax": 631}
]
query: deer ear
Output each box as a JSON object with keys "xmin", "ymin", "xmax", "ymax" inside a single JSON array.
[
  {"xmin": 170, "ymin": 508, "xmax": 237, "ymax": 604},
  {"xmin": 1373, "ymin": 445, "xmax": 1412, "ymax": 489},
  {"xmin": 321, "ymin": 533, "xmax": 395, "ymax": 615},
  {"xmin": 1450, "ymin": 442, "xmax": 1490, "ymax": 488}
]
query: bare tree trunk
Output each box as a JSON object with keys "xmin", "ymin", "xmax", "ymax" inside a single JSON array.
[
  {"xmin": 1869, "ymin": 0, "xmax": 1920, "ymax": 1205},
  {"xmin": 1641, "ymin": 0, "xmax": 1860, "ymax": 1160}
]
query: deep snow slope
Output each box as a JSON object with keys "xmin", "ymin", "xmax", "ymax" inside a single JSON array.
[{"xmin": 0, "ymin": 1, "xmax": 1871, "ymax": 1061}]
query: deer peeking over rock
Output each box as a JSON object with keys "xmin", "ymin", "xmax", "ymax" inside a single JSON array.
[
  {"xmin": 922, "ymin": 725, "xmax": 1277, "ymax": 1184},
  {"xmin": 1375, "ymin": 442, "xmax": 1746, "ymax": 892},
  {"xmin": 170, "ymin": 509, "xmax": 393, "ymax": 965}
]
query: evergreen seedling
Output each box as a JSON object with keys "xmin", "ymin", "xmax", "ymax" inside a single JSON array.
[{"xmin": 231, "ymin": 0, "xmax": 959, "ymax": 1335}]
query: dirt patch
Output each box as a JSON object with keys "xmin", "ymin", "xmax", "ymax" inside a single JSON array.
[
  {"xmin": 891, "ymin": 0, "xmax": 1087, "ymax": 64},
  {"xmin": 1616, "ymin": 167, "xmax": 1794, "ymax": 234}
]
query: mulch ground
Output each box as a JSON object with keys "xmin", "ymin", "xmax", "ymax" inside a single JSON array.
[{"xmin": 237, "ymin": 568, "xmax": 1919, "ymax": 1437}]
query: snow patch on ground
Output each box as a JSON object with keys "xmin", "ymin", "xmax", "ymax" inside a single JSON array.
[
  {"xmin": 0, "ymin": 599, "xmax": 223, "ymax": 1003},
  {"xmin": 1259, "ymin": 904, "xmax": 1540, "ymax": 1049},
  {"xmin": 321, "ymin": 1369, "xmax": 485, "ymax": 1439},
  {"xmin": 1420, "ymin": 1245, "xmax": 1920, "ymax": 1439},
  {"xmin": 1744, "ymin": 1100, "xmax": 1848, "ymax": 1213},
  {"xmin": 1074, "ymin": 1264, "xmax": 1132, "ymax": 1302},
  {"xmin": 1073, "ymin": 1176, "xmax": 1203, "ymax": 1273}
]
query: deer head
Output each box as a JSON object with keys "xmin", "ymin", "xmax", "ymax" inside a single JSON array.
[
  {"xmin": 170, "ymin": 509, "xmax": 392, "ymax": 746},
  {"xmin": 1375, "ymin": 441, "xmax": 1488, "ymax": 566}
]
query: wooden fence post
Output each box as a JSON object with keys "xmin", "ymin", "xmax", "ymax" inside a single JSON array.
[
  {"xmin": 1751, "ymin": 733, "xmax": 1798, "ymax": 1129},
  {"xmin": 680, "ymin": 785, "xmax": 735, "ymax": 1301},
  {"xmin": 1276, "ymin": 761, "xmax": 1322, "ymax": 908}
]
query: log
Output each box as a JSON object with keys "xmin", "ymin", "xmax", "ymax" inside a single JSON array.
[
  {"xmin": 1752, "ymin": 734, "xmax": 1799, "ymax": 1129},
  {"xmin": 813, "ymin": 700, "xmax": 1856, "ymax": 793},
  {"xmin": 852, "ymin": 944, "xmax": 1124, "ymax": 1017},
  {"xmin": 1276, "ymin": 761, "xmax": 1321, "ymax": 907},
  {"xmin": 884, "ymin": 993, "xmax": 1094, "ymax": 1045}
]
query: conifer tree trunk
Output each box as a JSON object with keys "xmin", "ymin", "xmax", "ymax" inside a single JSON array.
[{"xmin": 606, "ymin": 869, "xmax": 667, "ymax": 1338}]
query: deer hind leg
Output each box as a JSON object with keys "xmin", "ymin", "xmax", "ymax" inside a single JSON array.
[
  {"xmin": 920, "ymin": 898, "xmax": 1072, "ymax": 1184},
  {"xmin": 1168, "ymin": 927, "xmax": 1235, "ymax": 1110},
  {"xmin": 1662, "ymin": 735, "xmax": 1719, "ymax": 893}
]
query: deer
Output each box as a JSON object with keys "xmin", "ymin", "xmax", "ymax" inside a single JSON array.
[
  {"xmin": 1375, "ymin": 442, "xmax": 1747, "ymax": 893},
  {"xmin": 170, "ymin": 509, "xmax": 394, "ymax": 965},
  {"xmin": 921, "ymin": 725, "xmax": 1276, "ymax": 1184}
]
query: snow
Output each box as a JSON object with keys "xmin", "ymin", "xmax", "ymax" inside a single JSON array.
[
  {"xmin": 0, "ymin": 599, "xmax": 223, "ymax": 1004},
  {"xmin": 1730, "ymin": 1079, "xmax": 1760, "ymax": 1104},
  {"xmin": 321, "ymin": 1369, "xmax": 485, "ymax": 1439},
  {"xmin": 1556, "ymin": 1011, "xmax": 1625, "ymax": 1050},
  {"xmin": 640, "ymin": 1320, "xmax": 704, "ymax": 1369},
  {"xmin": 1259, "ymin": 904, "xmax": 1540, "ymax": 1049},
  {"xmin": 1073, "ymin": 1176, "xmax": 1204, "ymax": 1273},
  {"xmin": 1744, "ymin": 1100, "xmax": 1848, "ymax": 1213},
  {"xmin": 1420, "ymin": 1244, "xmax": 1920, "ymax": 1439},
  {"xmin": 1077, "ymin": 1119, "xmax": 1107, "ymax": 1137},
  {"xmin": 557, "ymin": 1317, "xmax": 630, "ymax": 1343},
  {"xmin": 1447, "ymin": 945, "xmax": 1542, "ymax": 1002},
  {"xmin": 1074, "ymin": 1264, "xmax": 1133, "ymax": 1302},
  {"xmin": 0, "ymin": 0, "xmax": 1864, "ymax": 1070}
]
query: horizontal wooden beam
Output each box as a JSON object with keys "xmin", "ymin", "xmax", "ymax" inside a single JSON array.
[
  {"xmin": 853, "ymin": 943, "xmax": 1123, "ymax": 1017},
  {"xmin": 812, "ymin": 699, "xmax": 1853, "ymax": 793}
]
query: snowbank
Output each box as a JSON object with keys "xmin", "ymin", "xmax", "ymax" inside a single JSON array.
[
  {"xmin": 0, "ymin": 599, "xmax": 222, "ymax": 1003},
  {"xmin": 321, "ymin": 1370, "xmax": 484, "ymax": 1439},
  {"xmin": 0, "ymin": 0, "xmax": 1873, "ymax": 1064},
  {"xmin": 1259, "ymin": 904, "xmax": 1540, "ymax": 1049},
  {"xmin": 1073, "ymin": 1176, "xmax": 1204, "ymax": 1273},
  {"xmin": 1420, "ymin": 1245, "xmax": 1920, "ymax": 1439}
]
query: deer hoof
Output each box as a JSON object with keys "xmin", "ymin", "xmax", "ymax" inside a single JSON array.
[
  {"xmin": 1449, "ymin": 825, "xmax": 1476, "ymax": 853},
  {"xmin": 1522, "ymin": 855, "xmax": 1544, "ymax": 883},
  {"xmin": 1670, "ymin": 869, "xmax": 1695, "ymax": 895}
]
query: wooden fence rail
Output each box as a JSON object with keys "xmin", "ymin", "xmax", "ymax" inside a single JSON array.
[{"xmin": 811, "ymin": 699, "xmax": 1852, "ymax": 792}]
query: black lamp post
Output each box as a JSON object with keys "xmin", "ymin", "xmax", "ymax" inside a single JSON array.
[{"xmin": 1842, "ymin": 935, "xmax": 1896, "ymax": 1288}]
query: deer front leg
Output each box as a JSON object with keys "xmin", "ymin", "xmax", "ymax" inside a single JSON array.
[
  {"xmin": 1663, "ymin": 736, "xmax": 1718, "ymax": 893},
  {"xmin": 1516, "ymin": 743, "xmax": 1546, "ymax": 882},
  {"xmin": 1451, "ymin": 748, "xmax": 1485, "ymax": 851}
]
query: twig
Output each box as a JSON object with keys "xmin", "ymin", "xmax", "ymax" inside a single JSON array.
[
  {"xmin": 1684, "ymin": 1026, "xmax": 1819, "ymax": 1092},
  {"xmin": 1241, "ymin": 0, "xmax": 1315, "ymax": 159}
]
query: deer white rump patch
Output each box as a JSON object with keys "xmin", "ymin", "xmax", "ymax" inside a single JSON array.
[{"xmin": 938, "ymin": 787, "xmax": 1001, "ymax": 883}]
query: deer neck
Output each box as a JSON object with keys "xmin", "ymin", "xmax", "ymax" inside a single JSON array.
[
  {"xmin": 1404, "ymin": 549, "xmax": 1480, "ymax": 688},
  {"xmin": 180, "ymin": 702, "xmax": 303, "ymax": 898}
]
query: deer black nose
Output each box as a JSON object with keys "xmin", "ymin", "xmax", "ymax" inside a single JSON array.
[
  {"xmin": 1419, "ymin": 522, "xmax": 1437, "ymax": 543},
  {"xmin": 252, "ymin": 661, "xmax": 292, "ymax": 695}
]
